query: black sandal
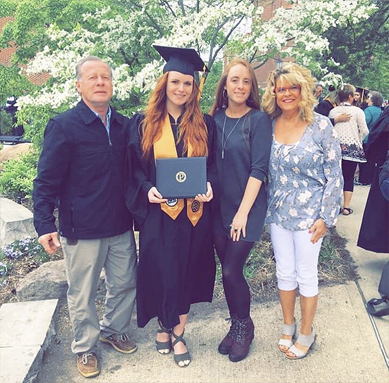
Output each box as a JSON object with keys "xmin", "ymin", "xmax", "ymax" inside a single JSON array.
[
  {"xmin": 367, "ymin": 298, "xmax": 389, "ymax": 317},
  {"xmin": 155, "ymin": 319, "xmax": 171, "ymax": 354},
  {"xmin": 342, "ymin": 207, "xmax": 353, "ymax": 215},
  {"xmin": 171, "ymin": 330, "xmax": 191, "ymax": 367}
]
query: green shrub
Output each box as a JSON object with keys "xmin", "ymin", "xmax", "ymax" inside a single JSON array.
[
  {"xmin": 0, "ymin": 256, "xmax": 9, "ymax": 286},
  {"xmin": 0, "ymin": 110, "xmax": 14, "ymax": 135},
  {"xmin": 0, "ymin": 151, "xmax": 38, "ymax": 200}
]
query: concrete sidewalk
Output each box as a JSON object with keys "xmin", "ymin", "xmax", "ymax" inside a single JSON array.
[
  {"xmin": 334, "ymin": 185, "xmax": 389, "ymax": 369},
  {"xmin": 2, "ymin": 185, "xmax": 388, "ymax": 383},
  {"xmin": 36, "ymin": 185, "xmax": 389, "ymax": 383},
  {"xmin": 37, "ymin": 283, "xmax": 388, "ymax": 383}
]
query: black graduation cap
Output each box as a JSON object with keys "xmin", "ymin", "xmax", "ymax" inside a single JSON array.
[{"xmin": 153, "ymin": 45, "xmax": 209, "ymax": 77}]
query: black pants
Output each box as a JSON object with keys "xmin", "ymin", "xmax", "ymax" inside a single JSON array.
[
  {"xmin": 213, "ymin": 235, "xmax": 254, "ymax": 319},
  {"xmin": 379, "ymin": 261, "xmax": 389, "ymax": 298},
  {"xmin": 342, "ymin": 159, "xmax": 358, "ymax": 192}
]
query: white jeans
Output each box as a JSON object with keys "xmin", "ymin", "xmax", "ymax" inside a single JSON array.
[{"xmin": 270, "ymin": 223, "xmax": 322, "ymax": 297}]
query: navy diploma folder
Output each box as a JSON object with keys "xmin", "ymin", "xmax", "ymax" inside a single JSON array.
[{"xmin": 156, "ymin": 157, "xmax": 207, "ymax": 198}]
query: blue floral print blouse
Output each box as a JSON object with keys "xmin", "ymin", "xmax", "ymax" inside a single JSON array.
[{"xmin": 266, "ymin": 113, "xmax": 343, "ymax": 231}]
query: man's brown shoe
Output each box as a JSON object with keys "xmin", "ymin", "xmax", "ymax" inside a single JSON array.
[
  {"xmin": 77, "ymin": 352, "xmax": 100, "ymax": 378},
  {"xmin": 99, "ymin": 333, "xmax": 137, "ymax": 354}
]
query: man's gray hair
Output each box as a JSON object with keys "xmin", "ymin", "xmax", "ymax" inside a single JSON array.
[{"xmin": 75, "ymin": 56, "xmax": 113, "ymax": 80}]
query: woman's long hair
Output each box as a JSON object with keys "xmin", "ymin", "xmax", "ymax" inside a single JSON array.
[
  {"xmin": 261, "ymin": 63, "xmax": 316, "ymax": 123},
  {"xmin": 209, "ymin": 58, "xmax": 261, "ymax": 116},
  {"xmin": 141, "ymin": 72, "xmax": 208, "ymax": 159}
]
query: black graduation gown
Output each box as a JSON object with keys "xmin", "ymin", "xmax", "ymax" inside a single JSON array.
[
  {"xmin": 357, "ymin": 107, "xmax": 389, "ymax": 253},
  {"xmin": 315, "ymin": 99, "xmax": 336, "ymax": 126},
  {"xmin": 126, "ymin": 113, "xmax": 217, "ymax": 328}
]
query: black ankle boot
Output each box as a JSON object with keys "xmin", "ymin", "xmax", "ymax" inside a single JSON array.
[
  {"xmin": 218, "ymin": 314, "xmax": 237, "ymax": 355},
  {"xmin": 228, "ymin": 316, "xmax": 254, "ymax": 362}
]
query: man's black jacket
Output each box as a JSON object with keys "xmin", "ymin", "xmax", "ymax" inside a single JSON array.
[{"xmin": 33, "ymin": 100, "xmax": 133, "ymax": 239}]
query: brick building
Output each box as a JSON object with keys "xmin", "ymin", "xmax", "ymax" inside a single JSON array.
[
  {"xmin": 0, "ymin": 16, "xmax": 49, "ymax": 86},
  {"xmin": 253, "ymin": 0, "xmax": 293, "ymax": 89},
  {"xmin": 221, "ymin": 1, "xmax": 293, "ymax": 90}
]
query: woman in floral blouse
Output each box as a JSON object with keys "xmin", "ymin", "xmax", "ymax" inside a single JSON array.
[{"xmin": 262, "ymin": 63, "xmax": 343, "ymax": 360}]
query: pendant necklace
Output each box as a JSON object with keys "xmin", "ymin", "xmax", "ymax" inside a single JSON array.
[{"xmin": 221, "ymin": 112, "xmax": 242, "ymax": 159}]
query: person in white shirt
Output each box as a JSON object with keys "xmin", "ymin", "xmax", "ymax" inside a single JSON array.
[{"xmin": 329, "ymin": 84, "xmax": 369, "ymax": 215}]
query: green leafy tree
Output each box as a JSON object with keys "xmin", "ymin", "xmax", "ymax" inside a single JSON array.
[
  {"xmin": 317, "ymin": 0, "xmax": 389, "ymax": 98},
  {"xmin": 0, "ymin": 0, "xmax": 379, "ymax": 199},
  {"xmin": 0, "ymin": 0, "xmax": 113, "ymax": 106}
]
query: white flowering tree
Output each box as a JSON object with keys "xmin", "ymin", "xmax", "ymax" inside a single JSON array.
[
  {"xmin": 0, "ymin": 0, "xmax": 379, "ymax": 198},
  {"xmin": 16, "ymin": 1, "xmax": 376, "ymax": 127}
]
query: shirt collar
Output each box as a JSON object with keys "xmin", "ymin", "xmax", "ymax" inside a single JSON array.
[{"xmin": 90, "ymin": 106, "xmax": 111, "ymax": 124}]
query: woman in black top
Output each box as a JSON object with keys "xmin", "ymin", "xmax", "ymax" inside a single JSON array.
[{"xmin": 209, "ymin": 58, "xmax": 272, "ymax": 362}]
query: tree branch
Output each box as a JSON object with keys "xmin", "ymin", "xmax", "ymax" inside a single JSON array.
[
  {"xmin": 160, "ymin": 1, "xmax": 177, "ymax": 18},
  {"xmin": 210, "ymin": 16, "xmax": 246, "ymax": 64},
  {"xmin": 129, "ymin": 1, "xmax": 165, "ymax": 37},
  {"xmin": 178, "ymin": 0, "xmax": 186, "ymax": 16},
  {"xmin": 253, "ymin": 58, "xmax": 270, "ymax": 70}
]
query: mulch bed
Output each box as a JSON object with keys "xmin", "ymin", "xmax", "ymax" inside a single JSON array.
[
  {"xmin": 0, "ymin": 199, "xmax": 358, "ymax": 307},
  {"xmin": 0, "ymin": 249, "xmax": 63, "ymax": 305}
]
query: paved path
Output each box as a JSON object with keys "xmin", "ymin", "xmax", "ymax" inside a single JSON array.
[
  {"xmin": 335, "ymin": 185, "xmax": 389, "ymax": 368},
  {"xmin": 35, "ymin": 185, "xmax": 389, "ymax": 383},
  {"xmin": 1, "ymin": 185, "xmax": 388, "ymax": 382}
]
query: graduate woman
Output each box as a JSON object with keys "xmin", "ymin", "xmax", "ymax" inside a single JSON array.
[
  {"xmin": 126, "ymin": 46, "xmax": 216, "ymax": 367},
  {"xmin": 209, "ymin": 59, "xmax": 272, "ymax": 362}
]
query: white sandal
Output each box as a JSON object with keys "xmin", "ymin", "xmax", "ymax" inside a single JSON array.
[
  {"xmin": 286, "ymin": 328, "xmax": 316, "ymax": 360},
  {"xmin": 278, "ymin": 322, "xmax": 296, "ymax": 353}
]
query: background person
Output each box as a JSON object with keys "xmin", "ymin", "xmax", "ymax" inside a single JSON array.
[
  {"xmin": 365, "ymin": 152, "xmax": 389, "ymax": 317},
  {"xmin": 33, "ymin": 56, "xmax": 137, "ymax": 378},
  {"xmin": 357, "ymin": 105, "xmax": 389, "ymax": 316},
  {"xmin": 126, "ymin": 46, "xmax": 216, "ymax": 368},
  {"xmin": 353, "ymin": 90, "xmax": 361, "ymax": 107},
  {"xmin": 313, "ymin": 82, "xmax": 324, "ymax": 105},
  {"xmin": 209, "ymin": 58, "xmax": 272, "ymax": 362},
  {"xmin": 357, "ymin": 105, "xmax": 389, "ymax": 252},
  {"xmin": 314, "ymin": 83, "xmax": 351, "ymax": 126},
  {"xmin": 262, "ymin": 62, "xmax": 343, "ymax": 360},
  {"xmin": 353, "ymin": 87, "xmax": 369, "ymax": 110},
  {"xmin": 329, "ymin": 84, "xmax": 369, "ymax": 215},
  {"xmin": 358, "ymin": 91, "xmax": 384, "ymax": 185}
]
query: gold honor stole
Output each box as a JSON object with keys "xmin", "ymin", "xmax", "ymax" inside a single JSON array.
[{"xmin": 153, "ymin": 114, "xmax": 204, "ymax": 227}]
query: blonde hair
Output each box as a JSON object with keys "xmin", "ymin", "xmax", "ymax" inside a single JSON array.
[{"xmin": 261, "ymin": 63, "xmax": 316, "ymax": 123}]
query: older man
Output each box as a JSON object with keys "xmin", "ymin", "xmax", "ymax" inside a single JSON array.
[{"xmin": 33, "ymin": 56, "xmax": 137, "ymax": 378}]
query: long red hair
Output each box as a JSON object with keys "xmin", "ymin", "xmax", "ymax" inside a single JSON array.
[{"xmin": 141, "ymin": 72, "xmax": 208, "ymax": 159}]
